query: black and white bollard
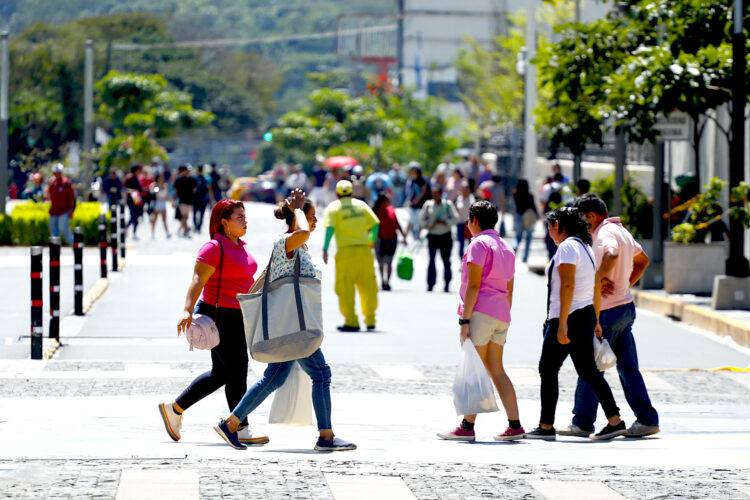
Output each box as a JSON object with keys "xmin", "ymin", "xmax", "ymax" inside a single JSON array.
[
  {"xmin": 110, "ymin": 205, "xmax": 119, "ymax": 272},
  {"xmin": 30, "ymin": 246, "xmax": 43, "ymax": 360},
  {"xmin": 98, "ymin": 214, "xmax": 108, "ymax": 279},
  {"xmin": 119, "ymin": 198, "xmax": 126, "ymax": 259},
  {"xmin": 73, "ymin": 227, "xmax": 84, "ymax": 316},
  {"xmin": 49, "ymin": 237, "xmax": 61, "ymax": 341}
]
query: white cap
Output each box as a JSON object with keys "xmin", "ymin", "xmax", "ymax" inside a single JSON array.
[{"xmin": 52, "ymin": 163, "xmax": 64, "ymax": 173}]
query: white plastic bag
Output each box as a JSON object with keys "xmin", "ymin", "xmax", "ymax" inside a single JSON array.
[
  {"xmin": 268, "ymin": 361, "xmax": 313, "ymax": 426},
  {"xmin": 593, "ymin": 336, "xmax": 617, "ymax": 371},
  {"xmin": 452, "ymin": 340, "xmax": 499, "ymax": 416}
]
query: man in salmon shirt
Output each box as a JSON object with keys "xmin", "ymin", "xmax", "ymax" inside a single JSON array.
[{"xmin": 558, "ymin": 193, "xmax": 659, "ymax": 438}]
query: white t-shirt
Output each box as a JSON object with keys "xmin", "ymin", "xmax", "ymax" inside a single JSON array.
[{"xmin": 547, "ymin": 237, "xmax": 596, "ymax": 319}]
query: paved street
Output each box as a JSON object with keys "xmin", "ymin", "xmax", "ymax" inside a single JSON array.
[{"xmin": 2, "ymin": 202, "xmax": 750, "ymax": 499}]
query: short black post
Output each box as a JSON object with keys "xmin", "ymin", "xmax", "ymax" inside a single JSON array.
[
  {"xmin": 98, "ymin": 214, "xmax": 108, "ymax": 279},
  {"xmin": 110, "ymin": 205, "xmax": 119, "ymax": 272},
  {"xmin": 30, "ymin": 246, "xmax": 43, "ymax": 360},
  {"xmin": 49, "ymin": 237, "xmax": 61, "ymax": 341},
  {"xmin": 119, "ymin": 198, "xmax": 126, "ymax": 259},
  {"xmin": 73, "ymin": 227, "xmax": 84, "ymax": 316}
]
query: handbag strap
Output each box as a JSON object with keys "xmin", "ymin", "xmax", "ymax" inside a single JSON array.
[
  {"xmin": 261, "ymin": 244, "xmax": 307, "ymax": 341},
  {"xmin": 214, "ymin": 241, "xmax": 224, "ymax": 322}
]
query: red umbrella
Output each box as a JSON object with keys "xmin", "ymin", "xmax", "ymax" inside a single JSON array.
[{"xmin": 324, "ymin": 156, "xmax": 358, "ymax": 169}]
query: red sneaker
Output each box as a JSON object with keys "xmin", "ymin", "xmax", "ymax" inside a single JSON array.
[
  {"xmin": 437, "ymin": 426, "xmax": 475, "ymax": 441},
  {"xmin": 494, "ymin": 426, "xmax": 525, "ymax": 441}
]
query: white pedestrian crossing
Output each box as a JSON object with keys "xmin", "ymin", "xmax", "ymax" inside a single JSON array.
[
  {"xmin": 640, "ymin": 371, "xmax": 678, "ymax": 392},
  {"xmin": 721, "ymin": 371, "xmax": 750, "ymax": 392},
  {"xmin": 115, "ymin": 469, "xmax": 199, "ymax": 500},
  {"xmin": 369, "ymin": 364, "xmax": 426, "ymax": 380},
  {"xmin": 325, "ymin": 473, "xmax": 416, "ymax": 500},
  {"xmin": 529, "ymin": 479, "xmax": 625, "ymax": 499}
]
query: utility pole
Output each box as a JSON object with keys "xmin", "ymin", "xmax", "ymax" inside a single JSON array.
[
  {"xmin": 572, "ymin": 0, "xmax": 582, "ymax": 183},
  {"xmin": 575, "ymin": 0, "xmax": 581, "ymax": 23},
  {"xmin": 727, "ymin": 0, "xmax": 749, "ymax": 277},
  {"xmin": 523, "ymin": 0, "xmax": 538, "ymax": 186},
  {"xmin": 0, "ymin": 32, "xmax": 8, "ymax": 215},
  {"xmin": 83, "ymin": 40, "xmax": 94, "ymax": 194},
  {"xmin": 396, "ymin": 0, "xmax": 404, "ymax": 87}
]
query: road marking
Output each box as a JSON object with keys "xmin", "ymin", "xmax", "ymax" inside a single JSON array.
[
  {"xmin": 115, "ymin": 469, "xmax": 199, "ymax": 500},
  {"xmin": 529, "ymin": 479, "xmax": 625, "ymax": 499},
  {"xmin": 369, "ymin": 364, "xmax": 425, "ymax": 381},
  {"xmin": 721, "ymin": 372, "xmax": 750, "ymax": 392},
  {"xmin": 735, "ymin": 485, "xmax": 750, "ymax": 496},
  {"xmin": 325, "ymin": 474, "xmax": 416, "ymax": 500},
  {"xmin": 641, "ymin": 372, "xmax": 678, "ymax": 392},
  {"xmin": 60, "ymin": 315, "xmax": 87, "ymax": 338}
]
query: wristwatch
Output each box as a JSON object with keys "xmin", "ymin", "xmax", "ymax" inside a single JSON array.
[{"xmin": 458, "ymin": 318, "xmax": 471, "ymax": 325}]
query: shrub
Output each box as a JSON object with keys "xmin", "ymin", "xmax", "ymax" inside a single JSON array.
[
  {"xmin": 0, "ymin": 214, "xmax": 11, "ymax": 245},
  {"xmin": 10, "ymin": 202, "xmax": 51, "ymax": 246},
  {"xmin": 670, "ymin": 177, "xmax": 726, "ymax": 244},
  {"xmin": 8, "ymin": 201, "xmax": 109, "ymax": 246},
  {"xmin": 588, "ymin": 174, "xmax": 652, "ymax": 238}
]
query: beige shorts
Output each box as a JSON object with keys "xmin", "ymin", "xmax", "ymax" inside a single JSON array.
[{"xmin": 469, "ymin": 311, "xmax": 510, "ymax": 347}]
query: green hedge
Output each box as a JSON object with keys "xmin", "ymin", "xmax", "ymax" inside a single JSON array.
[{"xmin": 5, "ymin": 201, "xmax": 110, "ymax": 246}]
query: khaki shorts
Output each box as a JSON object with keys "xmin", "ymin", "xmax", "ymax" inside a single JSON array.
[{"xmin": 469, "ymin": 311, "xmax": 510, "ymax": 347}]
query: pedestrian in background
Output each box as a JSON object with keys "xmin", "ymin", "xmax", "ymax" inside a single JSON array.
[
  {"xmin": 322, "ymin": 180, "xmax": 380, "ymax": 332},
  {"xmin": 214, "ymin": 190, "xmax": 356, "ymax": 452},
  {"xmin": 22, "ymin": 172, "xmax": 45, "ymax": 201},
  {"xmin": 365, "ymin": 167, "xmax": 393, "ymax": 206},
  {"xmin": 438, "ymin": 200, "xmax": 526, "ymax": 442},
  {"xmin": 526, "ymin": 206, "xmax": 626, "ymax": 441},
  {"xmin": 420, "ymin": 185, "xmax": 459, "ymax": 292},
  {"xmin": 388, "ymin": 163, "xmax": 407, "ymax": 207},
  {"xmin": 193, "ymin": 164, "xmax": 211, "ymax": 234},
  {"xmin": 149, "ymin": 173, "xmax": 172, "ymax": 239},
  {"xmin": 512, "ymin": 179, "xmax": 538, "ymax": 263},
  {"xmin": 47, "ymin": 163, "xmax": 75, "ymax": 245},
  {"xmin": 162, "ymin": 199, "xmax": 268, "ymax": 446},
  {"xmin": 124, "ymin": 165, "xmax": 144, "ymax": 240},
  {"xmin": 350, "ymin": 165, "xmax": 366, "ymax": 201},
  {"xmin": 102, "ymin": 169, "xmax": 123, "ymax": 208},
  {"xmin": 556, "ymin": 194, "xmax": 659, "ymax": 438},
  {"xmin": 454, "ymin": 179, "xmax": 475, "ymax": 258},
  {"xmin": 311, "ymin": 159, "xmax": 328, "ymax": 208},
  {"xmin": 174, "ymin": 165, "xmax": 196, "ymax": 238},
  {"xmin": 406, "ymin": 162, "xmax": 430, "ymax": 240},
  {"xmin": 373, "ymin": 194, "xmax": 407, "ymax": 291}
]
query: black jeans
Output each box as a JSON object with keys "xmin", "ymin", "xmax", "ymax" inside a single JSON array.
[
  {"xmin": 427, "ymin": 232, "xmax": 452, "ymax": 289},
  {"xmin": 176, "ymin": 301, "xmax": 249, "ymax": 426},
  {"xmin": 193, "ymin": 200, "xmax": 208, "ymax": 231},
  {"xmin": 539, "ymin": 305, "xmax": 620, "ymax": 425}
]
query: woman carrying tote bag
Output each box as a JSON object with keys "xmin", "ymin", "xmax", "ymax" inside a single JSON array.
[
  {"xmin": 158, "ymin": 199, "xmax": 269, "ymax": 446},
  {"xmin": 214, "ymin": 189, "xmax": 357, "ymax": 452}
]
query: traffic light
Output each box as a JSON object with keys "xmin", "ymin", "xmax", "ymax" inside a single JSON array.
[{"xmin": 263, "ymin": 132, "xmax": 273, "ymax": 142}]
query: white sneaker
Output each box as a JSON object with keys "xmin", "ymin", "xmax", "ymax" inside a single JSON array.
[
  {"xmin": 158, "ymin": 402, "xmax": 182, "ymax": 441},
  {"xmin": 556, "ymin": 424, "xmax": 592, "ymax": 437},
  {"xmin": 238, "ymin": 426, "xmax": 269, "ymax": 445},
  {"xmin": 627, "ymin": 421, "xmax": 660, "ymax": 438}
]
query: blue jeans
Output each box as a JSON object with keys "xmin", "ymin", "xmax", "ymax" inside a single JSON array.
[
  {"xmin": 572, "ymin": 302, "xmax": 659, "ymax": 431},
  {"xmin": 231, "ymin": 348, "xmax": 332, "ymax": 430},
  {"xmin": 49, "ymin": 211, "xmax": 74, "ymax": 244},
  {"xmin": 513, "ymin": 213, "xmax": 533, "ymax": 263}
]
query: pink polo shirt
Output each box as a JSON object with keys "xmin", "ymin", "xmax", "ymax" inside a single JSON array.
[
  {"xmin": 592, "ymin": 217, "xmax": 643, "ymax": 311},
  {"xmin": 458, "ymin": 229, "xmax": 515, "ymax": 323},
  {"xmin": 196, "ymin": 234, "xmax": 257, "ymax": 309}
]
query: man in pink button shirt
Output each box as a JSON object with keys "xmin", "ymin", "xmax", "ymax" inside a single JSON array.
[{"xmin": 557, "ymin": 194, "xmax": 659, "ymax": 438}]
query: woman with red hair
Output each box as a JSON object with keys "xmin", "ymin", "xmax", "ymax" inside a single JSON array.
[{"xmin": 158, "ymin": 199, "xmax": 269, "ymax": 445}]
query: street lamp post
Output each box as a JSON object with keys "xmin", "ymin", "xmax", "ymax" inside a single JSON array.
[
  {"xmin": 0, "ymin": 32, "xmax": 8, "ymax": 215},
  {"xmin": 727, "ymin": 0, "xmax": 749, "ymax": 277},
  {"xmin": 83, "ymin": 40, "xmax": 94, "ymax": 193},
  {"xmin": 523, "ymin": 0, "xmax": 539, "ymax": 186}
]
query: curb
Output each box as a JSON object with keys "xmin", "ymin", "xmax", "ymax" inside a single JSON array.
[{"xmin": 633, "ymin": 290, "xmax": 750, "ymax": 348}]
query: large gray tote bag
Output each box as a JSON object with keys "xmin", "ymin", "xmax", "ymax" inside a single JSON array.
[{"xmin": 238, "ymin": 251, "xmax": 324, "ymax": 363}]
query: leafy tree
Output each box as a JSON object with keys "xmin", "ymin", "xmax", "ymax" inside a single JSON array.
[{"xmin": 269, "ymin": 87, "xmax": 459, "ymax": 171}]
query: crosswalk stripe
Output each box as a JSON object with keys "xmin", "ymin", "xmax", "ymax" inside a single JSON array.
[
  {"xmin": 369, "ymin": 364, "xmax": 426, "ymax": 380},
  {"xmin": 735, "ymin": 485, "xmax": 750, "ymax": 496},
  {"xmin": 325, "ymin": 474, "xmax": 416, "ymax": 500},
  {"xmin": 529, "ymin": 480, "xmax": 625, "ymax": 499},
  {"xmin": 720, "ymin": 372, "xmax": 750, "ymax": 392},
  {"xmin": 116, "ymin": 469, "xmax": 199, "ymax": 500},
  {"xmin": 641, "ymin": 372, "xmax": 678, "ymax": 392}
]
